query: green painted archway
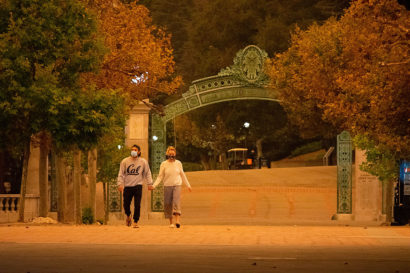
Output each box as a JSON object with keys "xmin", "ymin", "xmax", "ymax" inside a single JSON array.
[
  {"xmin": 149, "ymin": 45, "xmax": 353, "ymax": 217},
  {"xmin": 149, "ymin": 45, "xmax": 281, "ymax": 211}
]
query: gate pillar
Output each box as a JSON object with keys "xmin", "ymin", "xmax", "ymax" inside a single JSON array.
[
  {"xmin": 333, "ymin": 131, "xmax": 353, "ymax": 220},
  {"xmin": 150, "ymin": 113, "xmax": 166, "ymax": 212}
]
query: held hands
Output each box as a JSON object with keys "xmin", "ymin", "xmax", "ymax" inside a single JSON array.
[
  {"xmin": 188, "ymin": 187, "xmax": 192, "ymax": 192},
  {"xmin": 118, "ymin": 185, "xmax": 124, "ymax": 193}
]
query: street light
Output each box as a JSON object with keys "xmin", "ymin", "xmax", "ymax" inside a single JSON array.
[
  {"xmin": 152, "ymin": 135, "xmax": 158, "ymax": 141},
  {"xmin": 243, "ymin": 122, "xmax": 250, "ymax": 148}
]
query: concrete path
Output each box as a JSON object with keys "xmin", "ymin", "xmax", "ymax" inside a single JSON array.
[{"xmin": 1, "ymin": 225, "xmax": 410, "ymax": 246}]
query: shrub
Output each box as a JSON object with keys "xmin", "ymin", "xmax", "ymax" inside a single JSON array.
[
  {"xmin": 82, "ymin": 207, "xmax": 94, "ymax": 224},
  {"xmin": 182, "ymin": 162, "xmax": 204, "ymax": 172},
  {"xmin": 289, "ymin": 141, "xmax": 322, "ymax": 158}
]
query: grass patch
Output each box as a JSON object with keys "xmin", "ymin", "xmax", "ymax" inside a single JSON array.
[{"xmin": 290, "ymin": 141, "xmax": 322, "ymax": 158}]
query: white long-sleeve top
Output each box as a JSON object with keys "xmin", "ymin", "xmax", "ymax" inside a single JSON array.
[{"xmin": 153, "ymin": 160, "xmax": 191, "ymax": 188}]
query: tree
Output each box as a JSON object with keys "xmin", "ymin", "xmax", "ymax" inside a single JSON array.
[
  {"xmin": 0, "ymin": 0, "xmax": 106, "ymax": 222},
  {"xmin": 0, "ymin": 0, "xmax": 130, "ymax": 223},
  {"xmin": 81, "ymin": 0, "xmax": 181, "ymax": 101},
  {"xmin": 96, "ymin": 124, "xmax": 129, "ymax": 223},
  {"xmin": 266, "ymin": 18, "xmax": 344, "ymax": 142},
  {"xmin": 50, "ymin": 86, "xmax": 126, "ymax": 223},
  {"xmin": 267, "ymin": 0, "xmax": 410, "ymax": 222},
  {"xmin": 267, "ymin": 0, "xmax": 409, "ymax": 164}
]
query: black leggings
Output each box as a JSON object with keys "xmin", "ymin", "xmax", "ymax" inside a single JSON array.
[{"xmin": 123, "ymin": 185, "xmax": 142, "ymax": 223}]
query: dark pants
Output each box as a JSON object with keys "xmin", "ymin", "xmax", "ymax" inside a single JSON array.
[{"xmin": 123, "ymin": 185, "xmax": 142, "ymax": 223}]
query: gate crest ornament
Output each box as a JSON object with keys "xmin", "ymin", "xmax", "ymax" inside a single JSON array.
[{"xmin": 219, "ymin": 45, "xmax": 269, "ymax": 87}]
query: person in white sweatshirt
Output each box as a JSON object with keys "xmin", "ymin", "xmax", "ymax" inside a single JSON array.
[
  {"xmin": 150, "ymin": 146, "xmax": 192, "ymax": 228},
  {"xmin": 117, "ymin": 144, "xmax": 153, "ymax": 228}
]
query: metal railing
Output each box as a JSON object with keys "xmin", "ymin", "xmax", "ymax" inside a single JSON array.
[{"xmin": 323, "ymin": 146, "xmax": 335, "ymax": 166}]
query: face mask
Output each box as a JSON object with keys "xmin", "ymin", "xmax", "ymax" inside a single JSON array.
[{"xmin": 131, "ymin": 151, "xmax": 139, "ymax": 158}]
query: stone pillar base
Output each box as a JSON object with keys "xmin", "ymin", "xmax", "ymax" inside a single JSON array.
[
  {"xmin": 48, "ymin": 212, "xmax": 58, "ymax": 221},
  {"xmin": 23, "ymin": 194, "xmax": 40, "ymax": 222},
  {"xmin": 331, "ymin": 213, "xmax": 354, "ymax": 221},
  {"xmin": 378, "ymin": 214, "xmax": 387, "ymax": 223},
  {"xmin": 354, "ymin": 214, "xmax": 381, "ymax": 222}
]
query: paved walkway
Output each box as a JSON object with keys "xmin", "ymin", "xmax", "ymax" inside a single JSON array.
[
  {"xmin": 1, "ymin": 224, "xmax": 410, "ymax": 273},
  {"xmin": 1, "ymin": 224, "xmax": 410, "ymax": 247}
]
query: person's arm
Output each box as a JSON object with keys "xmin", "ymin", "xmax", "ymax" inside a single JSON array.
[
  {"xmin": 117, "ymin": 159, "xmax": 126, "ymax": 192},
  {"xmin": 143, "ymin": 159, "xmax": 153, "ymax": 185},
  {"xmin": 179, "ymin": 161, "xmax": 191, "ymax": 190},
  {"xmin": 152, "ymin": 162, "xmax": 165, "ymax": 189}
]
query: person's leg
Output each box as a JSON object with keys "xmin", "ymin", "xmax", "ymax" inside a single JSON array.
[
  {"xmin": 172, "ymin": 186, "xmax": 182, "ymax": 228},
  {"xmin": 132, "ymin": 185, "xmax": 143, "ymax": 224},
  {"xmin": 123, "ymin": 187, "xmax": 133, "ymax": 226},
  {"xmin": 164, "ymin": 186, "xmax": 174, "ymax": 226}
]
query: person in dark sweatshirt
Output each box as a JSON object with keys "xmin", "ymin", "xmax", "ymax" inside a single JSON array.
[{"xmin": 117, "ymin": 144, "xmax": 153, "ymax": 228}]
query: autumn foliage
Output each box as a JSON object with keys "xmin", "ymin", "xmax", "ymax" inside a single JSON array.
[
  {"xmin": 267, "ymin": 0, "xmax": 410, "ymax": 160},
  {"xmin": 81, "ymin": 0, "xmax": 181, "ymax": 101}
]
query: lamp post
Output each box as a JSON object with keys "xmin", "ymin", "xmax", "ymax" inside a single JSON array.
[{"xmin": 243, "ymin": 122, "xmax": 250, "ymax": 147}]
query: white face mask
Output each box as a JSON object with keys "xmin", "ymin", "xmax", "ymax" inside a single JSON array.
[{"xmin": 131, "ymin": 151, "xmax": 139, "ymax": 158}]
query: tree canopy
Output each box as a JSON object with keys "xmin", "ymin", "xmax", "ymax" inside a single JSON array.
[
  {"xmin": 82, "ymin": 0, "xmax": 181, "ymax": 102},
  {"xmin": 267, "ymin": 0, "xmax": 410, "ymax": 179},
  {"xmin": 0, "ymin": 0, "xmax": 108, "ymax": 152}
]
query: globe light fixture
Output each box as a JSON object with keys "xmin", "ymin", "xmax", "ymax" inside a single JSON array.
[
  {"xmin": 243, "ymin": 122, "xmax": 250, "ymax": 128},
  {"xmin": 152, "ymin": 135, "xmax": 158, "ymax": 141}
]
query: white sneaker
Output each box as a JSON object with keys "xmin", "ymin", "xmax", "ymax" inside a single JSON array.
[{"xmin": 169, "ymin": 224, "xmax": 175, "ymax": 228}]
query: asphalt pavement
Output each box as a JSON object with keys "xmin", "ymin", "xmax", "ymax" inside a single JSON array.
[{"xmin": 1, "ymin": 224, "xmax": 409, "ymax": 273}]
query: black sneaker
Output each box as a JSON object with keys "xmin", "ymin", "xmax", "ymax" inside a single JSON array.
[{"xmin": 176, "ymin": 223, "xmax": 180, "ymax": 228}]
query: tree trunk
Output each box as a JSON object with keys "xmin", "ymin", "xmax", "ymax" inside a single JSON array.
[
  {"xmin": 39, "ymin": 133, "xmax": 50, "ymax": 217},
  {"xmin": 220, "ymin": 153, "xmax": 228, "ymax": 170},
  {"xmin": 73, "ymin": 149, "xmax": 82, "ymax": 225},
  {"xmin": 103, "ymin": 181, "xmax": 108, "ymax": 224},
  {"xmin": 256, "ymin": 138, "xmax": 264, "ymax": 158},
  {"xmin": 200, "ymin": 154, "xmax": 210, "ymax": 170},
  {"xmin": 209, "ymin": 155, "xmax": 217, "ymax": 170},
  {"xmin": 88, "ymin": 148, "xmax": 97, "ymax": 223},
  {"xmin": 18, "ymin": 140, "xmax": 31, "ymax": 222},
  {"xmin": 56, "ymin": 152, "xmax": 66, "ymax": 223},
  {"xmin": 50, "ymin": 149, "xmax": 58, "ymax": 212}
]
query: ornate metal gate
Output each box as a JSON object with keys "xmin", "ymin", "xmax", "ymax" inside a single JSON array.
[
  {"xmin": 336, "ymin": 131, "xmax": 353, "ymax": 214},
  {"xmin": 149, "ymin": 45, "xmax": 280, "ymax": 211},
  {"xmin": 149, "ymin": 46, "xmax": 354, "ymax": 216}
]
